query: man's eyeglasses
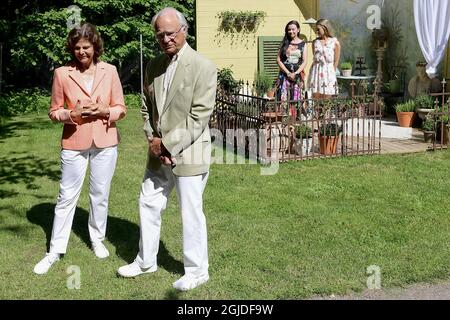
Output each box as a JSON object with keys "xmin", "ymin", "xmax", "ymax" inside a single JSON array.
[{"xmin": 156, "ymin": 26, "xmax": 185, "ymax": 41}]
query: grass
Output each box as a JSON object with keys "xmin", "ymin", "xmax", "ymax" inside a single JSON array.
[{"xmin": 1, "ymin": 107, "xmax": 450, "ymax": 299}]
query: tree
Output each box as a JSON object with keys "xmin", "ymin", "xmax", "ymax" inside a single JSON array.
[{"xmin": 0, "ymin": 0, "xmax": 195, "ymax": 92}]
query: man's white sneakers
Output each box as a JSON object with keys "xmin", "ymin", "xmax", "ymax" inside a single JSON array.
[
  {"xmin": 33, "ymin": 253, "xmax": 60, "ymax": 275},
  {"xmin": 92, "ymin": 241, "xmax": 110, "ymax": 259},
  {"xmin": 173, "ymin": 273, "xmax": 209, "ymax": 291},
  {"xmin": 117, "ymin": 261, "xmax": 158, "ymax": 278}
]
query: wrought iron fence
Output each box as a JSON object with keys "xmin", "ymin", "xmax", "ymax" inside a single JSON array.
[
  {"xmin": 212, "ymin": 80, "xmax": 383, "ymax": 163},
  {"xmin": 429, "ymin": 81, "xmax": 450, "ymax": 150}
]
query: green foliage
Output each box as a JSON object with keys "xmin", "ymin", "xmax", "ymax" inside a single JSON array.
[
  {"xmin": 254, "ymin": 71, "xmax": 274, "ymax": 97},
  {"xmin": 295, "ymin": 124, "xmax": 312, "ymax": 139},
  {"xmin": 0, "ymin": 0, "xmax": 195, "ymax": 91},
  {"xmin": 0, "ymin": 89, "xmax": 51, "ymax": 116},
  {"xmin": 340, "ymin": 62, "xmax": 352, "ymax": 70},
  {"xmin": 319, "ymin": 123, "xmax": 342, "ymax": 137},
  {"xmin": 217, "ymin": 67, "xmax": 240, "ymax": 92},
  {"xmin": 0, "ymin": 91, "xmax": 141, "ymax": 118},
  {"xmin": 395, "ymin": 100, "xmax": 416, "ymax": 112},
  {"xmin": 415, "ymin": 94, "xmax": 434, "ymax": 109},
  {"xmin": 216, "ymin": 10, "xmax": 266, "ymax": 34},
  {"xmin": 422, "ymin": 116, "xmax": 435, "ymax": 132}
]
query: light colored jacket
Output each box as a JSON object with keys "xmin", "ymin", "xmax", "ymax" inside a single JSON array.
[
  {"xmin": 49, "ymin": 61, "xmax": 126, "ymax": 150},
  {"xmin": 142, "ymin": 44, "xmax": 217, "ymax": 176}
]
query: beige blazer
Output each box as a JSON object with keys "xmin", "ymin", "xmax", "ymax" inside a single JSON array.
[
  {"xmin": 142, "ymin": 44, "xmax": 217, "ymax": 176},
  {"xmin": 49, "ymin": 61, "xmax": 126, "ymax": 150}
]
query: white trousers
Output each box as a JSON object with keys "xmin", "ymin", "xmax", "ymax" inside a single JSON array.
[
  {"xmin": 136, "ymin": 166, "xmax": 209, "ymax": 276},
  {"xmin": 49, "ymin": 146, "xmax": 118, "ymax": 254}
]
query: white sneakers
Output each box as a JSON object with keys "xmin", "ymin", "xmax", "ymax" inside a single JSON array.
[
  {"xmin": 117, "ymin": 261, "xmax": 157, "ymax": 277},
  {"xmin": 33, "ymin": 242, "xmax": 109, "ymax": 275},
  {"xmin": 92, "ymin": 241, "xmax": 110, "ymax": 259},
  {"xmin": 173, "ymin": 273, "xmax": 209, "ymax": 291},
  {"xmin": 33, "ymin": 253, "xmax": 60, "ymax": 275}
]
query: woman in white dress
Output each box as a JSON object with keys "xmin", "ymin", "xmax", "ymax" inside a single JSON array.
[{"xmin": 308, "ymin": 19, "xmax": 341, "ymax": 99}]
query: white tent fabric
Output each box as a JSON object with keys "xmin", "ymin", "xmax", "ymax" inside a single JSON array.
[{"xmin": 413, "ymin": 0, "xmax": 450, "ymax": 78}]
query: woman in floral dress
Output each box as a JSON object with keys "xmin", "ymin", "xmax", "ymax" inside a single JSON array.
[
  {"xmin": 276, "ymin": 20, "xmax": 308, "ymax": 118},
  {"xmin": 308, "ymin": 19, "xmax": 341, "ymax": 99}
]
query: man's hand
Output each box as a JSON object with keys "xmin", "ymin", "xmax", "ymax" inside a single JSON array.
[
  {"xmin": 148, "ymin": 137, "xmax": 176, "ymax": 166},
  {"xmin": 149, "ymin": 137, "xmax": 163, "ymax": 157},
  {"xmin": 70, "ymin": 100, "xmax": 84, "ymax": 125}
]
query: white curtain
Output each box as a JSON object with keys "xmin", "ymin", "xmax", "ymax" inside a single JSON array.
[{"xmin": 414, "ymin": 0, "xmax": 450, "ymax": 78}]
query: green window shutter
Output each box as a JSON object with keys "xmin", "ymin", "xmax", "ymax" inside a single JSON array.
[{"xmin": 258, "ymin": 36, "xmax": 283, "ymax": 82}]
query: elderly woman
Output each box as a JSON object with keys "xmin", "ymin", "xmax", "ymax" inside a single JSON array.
[{"xmin": 34, "ymin": 22, "xmax": 126, "ymax": 274}]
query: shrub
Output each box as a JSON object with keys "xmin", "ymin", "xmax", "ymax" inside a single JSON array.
[
  {"xmin": 0, "ymin": 88, "xmax": 50, "ymax": 116},
  {"xmin": 217, "ymin": 67, "xmax": 240, "ymax": 92}
]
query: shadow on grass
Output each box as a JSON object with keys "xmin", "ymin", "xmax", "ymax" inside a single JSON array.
[
  {"xmin": 26, "ymin": 203, "xmax": 184, "ymax": 275},
  {"xmin": 0, "ymin": 118, "xmax": 55, "ymax": 143},
  {"xmin": 0, "ymin": 152, "xmax": 60, "ymax": 196}
]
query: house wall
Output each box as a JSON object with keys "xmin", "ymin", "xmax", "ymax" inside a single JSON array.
[{"xmin": 196, "ymin": 0, "xmax": 319, "ymax": 83}]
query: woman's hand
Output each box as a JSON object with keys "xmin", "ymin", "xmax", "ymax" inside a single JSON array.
[
  {"xmin": 83, "ymin": 96, "xmax": 110, "ymax": 118},
  {"xmin": 287, "ymin": 72, "xmax": 296, "ymax": 81},
  {"xmin": 70, "ymin": 100, "xmax": 84, "ymax": 125}
]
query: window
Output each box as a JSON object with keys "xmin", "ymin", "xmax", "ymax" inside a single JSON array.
[{"xmin": 258, "ymin": 36, "xmax": 283, "ymax": 82}]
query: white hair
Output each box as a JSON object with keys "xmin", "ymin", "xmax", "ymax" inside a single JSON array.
[{"xmin": 151, "ymin": 7, "xmax": 189, "ymax": 31}]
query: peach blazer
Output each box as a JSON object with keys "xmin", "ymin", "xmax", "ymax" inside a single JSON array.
[{"xmin": 49, "ymin": 61, "xmax": 126, "ymax": 150}]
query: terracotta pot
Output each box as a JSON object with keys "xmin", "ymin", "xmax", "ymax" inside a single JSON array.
[
  {"xmin": 319, "ymin": 135, "xmax": 339, "ymax": 155},
  {"xmin": 396, "ymin": 112, "xmax": 415, "ymax": 128},
  {"xmin": 266, "ymin": 89, "xmax": 275, "ymax": 99}
]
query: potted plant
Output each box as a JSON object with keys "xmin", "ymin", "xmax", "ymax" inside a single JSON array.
[
  {"xmin": 318, "ymin": 122, "xmax": 342, "ymax": 155},
  {"xmin": 340, "ymin": 62, "xmax": 352, "ymax": 77},
  {"xmin": 421, "ymin": 115, "xmax": 435, "ymax": 142},
  {"xmin": 292, "ymin": 124, "xmax": 313, "ymax": 156},
  {"xmin": 436, "ymin": 108, "xmax": 449, "ymax": 145},
  {"xmin": 217, "ymin": 67, "xmax": 239, "ymax": 92},
  {"xmin": 255, "ymin": 71, "xmax": 275, "ymax": 98},
  {"xmin": 395, "ymin": 99, "xmax": 416, "ymax": 127},
  {"xmin": 415, "ymin": 94, "xmax": 435, "ymax": 120}
]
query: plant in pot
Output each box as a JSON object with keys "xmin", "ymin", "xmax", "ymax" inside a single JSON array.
[
  {"xmin": 421, "ymin": 114, "xmax": 435, "ymax": 142},
  {"xmin": 255, "ymin": 71, "xmax": 275, "ymax": 98},
  {"xmin": 217, "ymin": 67, "xmax": 240, "ymax": 93},
  {"xmin": 318, "ymin": 122, "xmax": 342, "ymax": 155},
  {"xmin": 436, "ymin": 106, "xmax": 450, "ymax": 145},
  {"xmin": 395, "ymin": 99, "xmax": 416, "ymax": 127},
  {"xmin": 415, "ymin": 94, "xmax": 435, "ymax": 120},
  {"xmin": 340, "ymin": 62, "xmax": 352, "ymax": 77},
  {"xmin": 293, "ymin": 124, "xmax": 313, "ymax": 156}
]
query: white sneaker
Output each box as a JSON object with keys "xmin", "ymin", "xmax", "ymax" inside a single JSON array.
[
  {"xmin": 33, "ymin": 253, "xmax": 60, "ymax": 275},
  {"xmin": 92, "ymin": 241, "xmax": 109, "ymax": 259},
  {"xmin": 173, "ymin": 273, "xmax": 209, "ymax": 291},
  {"xmin": 117, "ymin": 261, "xmax": 157, "ymax": 278}
]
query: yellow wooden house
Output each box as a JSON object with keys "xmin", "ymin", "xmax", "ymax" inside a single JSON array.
[{"xmin": 195, "ymin": 0, "xmax": 319, "ymax": 84}]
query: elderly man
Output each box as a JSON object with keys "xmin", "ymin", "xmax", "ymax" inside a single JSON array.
[{"xmin": 117, "ymin": 7, "xmax": 217, "ymax": 291}]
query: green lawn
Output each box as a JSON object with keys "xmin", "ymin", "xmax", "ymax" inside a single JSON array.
[{"xmin": 1, "ymin": 108, "xmax": 450, "ymax": 299}]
